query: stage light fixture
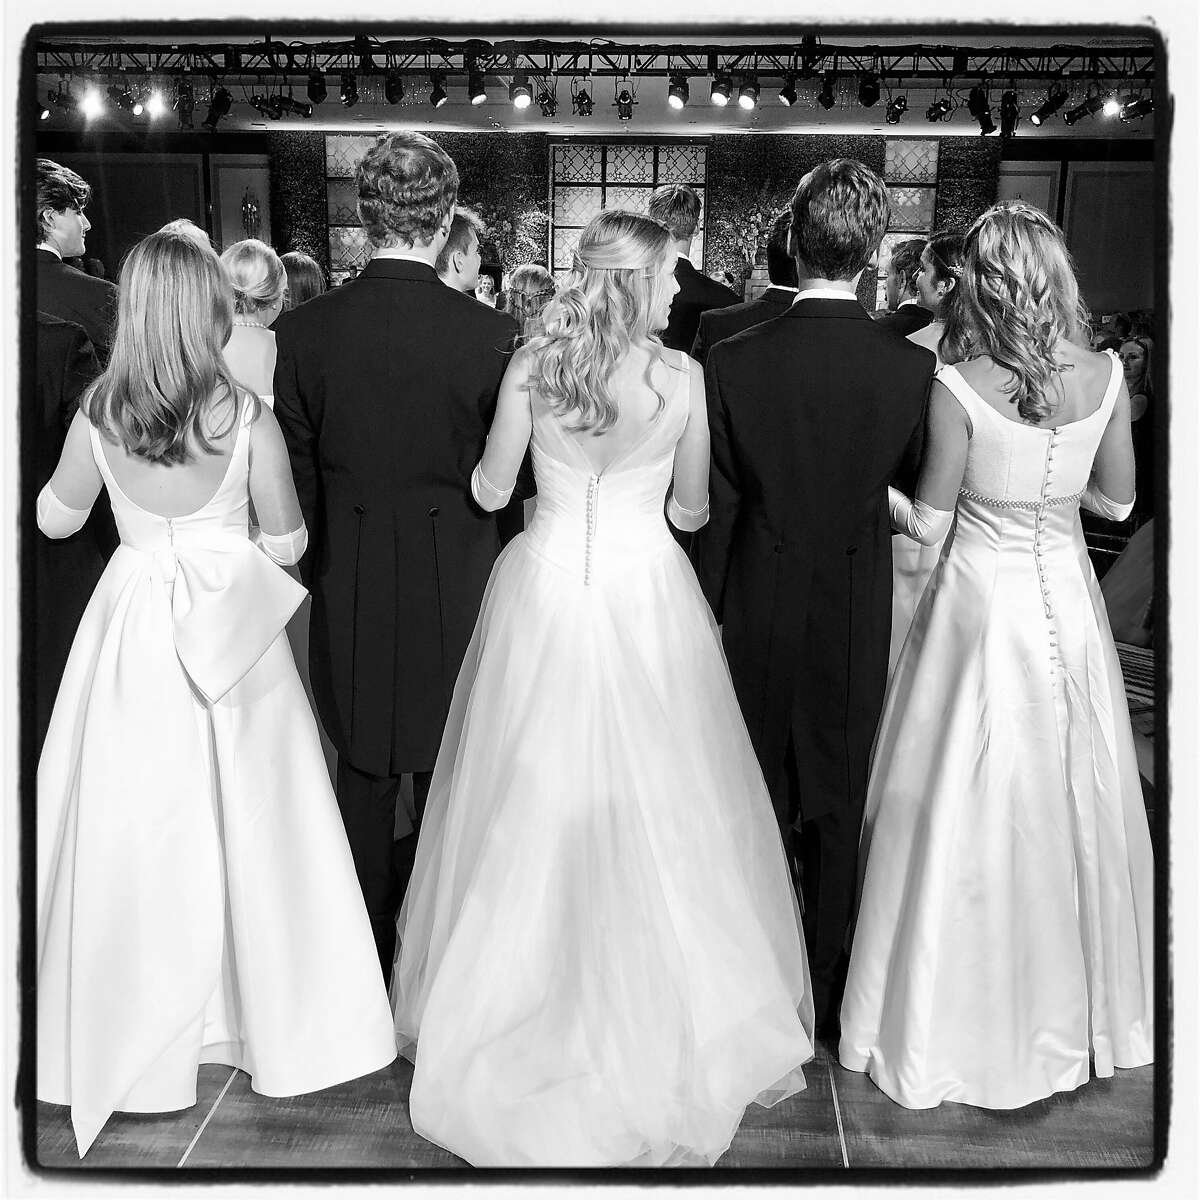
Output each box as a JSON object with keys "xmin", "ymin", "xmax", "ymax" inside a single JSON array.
[
  {"xmin": 280, "ymin": 95, "xmax": 314, "ymax": 118},
  {"xmin": 614, "ymin": 88, "xmax": 636, "ymax": 121},
  {"xmin": 339, "ymin": 74, "xmax": 358, "ymax": 108},
  {"xmin": 510, "ymin": 74, "xmax": 532, "ymax": 110},
  {"xmin": 145, "ymin": 89, "xmax": 166, "ymax": 118},
  {"xmin": 925, "ymin": 96, "xmax": 952, "ymax": 121},
  {"xmin": 201, "ymin": 85, "xmax": 232, "ymax": 130},
  {"xmin": 536, "ymin": 87, "xmax": 557, "ymax": 117},
  {"xmin": 572, "ymin": 86, "xmax": 594, "ymax": 117},
  {"xmin": 738, "ymin": 77, "xmax": 760, "ymax": 110},
  {"xmin": 1064, "ymin": 86, "xmax": 1105, "ymax": 126},
  {"xmin": 1102, "ymin": 94, "xmax": 1122, "ymax": 118},
  {"xmin": 668, "ymin": 73, "xmax": 689, "ymax": 110},
  {"xmin": 307, "ymin": 71, "xmax": 327, "ymax": 104},
  {"xmin": 885, "ymin": 95, "xmax": 907, "ymax": 124},
  {"xmin": 48, "ymin": 83, "xmax": 74, "ymax": 112},
  {"xmin": 468, "ymin": 69, "xmax": 487, "ymax": 106},
  {"xmin": 1000, "ymin": 90, "xmax": 1020, "ymax": 137},
  {"xmin": 778, "ymin": 75, "xmax": 798, "ymax": 106},
  {"xmin": 132, "ymin": 94, "xmax": 144, "ymax": 116},
  {"xmin": 173, "ymin": 78, "xmax": 194, "ymax": 128},
  {"xmin": 248, "ymin": 94, "xmax": 278, "ymax": 119},
  {"xmin": 107, "ymin": 84, "xmax": 135, "ymax": 113},
  {"xmin": 80, "ymin": 87, "xmax": 104, "ymax": 119},
  {"xmin": 385, "ymin": 70, "xmax": 405, "ymax": 105},
  {"xmin": 710, "ymin": 73, "xmax": 732, "ymax": 106},
  {"xmin": 857, "ymin": 73, "xmax": 880, "ymax": 107},
  {"xmin": 817, "ymin": 72, "xmax": 837, "ymax": 110},
  {"xmin": 1029, "ymin": 82, "xmax": 1067, "ymax": 125},
  {"xmin": 1120, "ymin": 95, "xmax": 1154, "ymax": 121},
  {"xmin": 967, "ymin": 84, "xmax": 995, "ymax": 135},
  {"xmin": 35, "ymin": 95, "xmax": 49, "ymax": 120},
  {"xmin": 429, "ymin": 75, "xmax": 448, "ymax": 108}
]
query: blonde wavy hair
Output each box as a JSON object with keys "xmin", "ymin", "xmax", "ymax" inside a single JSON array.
[
  {"xmin": 83, "ymin": 227, "xmax": 255, "ymax": 464},
  {"xmin": 221, "ymin": 237, "xmax": 286, "ymax": 315},
  {"xmin": 525, "ymin": 210, "xmax": 676, "ymax": 434},
  {"xmin": 941, "ymin": 201, "xmax": 1091, "ymax": 423}
]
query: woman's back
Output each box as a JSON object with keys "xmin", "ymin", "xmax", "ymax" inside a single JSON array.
[{"xmin": 222, "ymin": 324, "xmax": 277, "ymax": 403}]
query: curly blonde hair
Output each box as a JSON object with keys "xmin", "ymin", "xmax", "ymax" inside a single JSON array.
[
  {"xmin": 941, "ymin": 201, "xmax": 1091, "ymax": 423},
  {"xmin": 525, "ymin": 210, "xmax": 676, "ymax": 434}
]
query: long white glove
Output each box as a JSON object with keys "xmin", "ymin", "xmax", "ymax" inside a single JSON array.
[
  {"xmin": 255, "ymin": 523, "xmax": 308, "ymax": 566},
  {"xmin": 37, "ymin": 482, "xmax": 92, "ymax": 539},
  {"xmin": 666, "ymin": 492, "xmax": 710, "ymax": 532},
  {"xmin": 471, "ymin": 462, "xmax": 514, "ymax": 512},
  {"xmin": 888, "ymin": 486, "xmax": 954, "ymax": 546},
  {"xmin": 1081, "ymin": 484, "xmax": 1135, "ymax": 522}
]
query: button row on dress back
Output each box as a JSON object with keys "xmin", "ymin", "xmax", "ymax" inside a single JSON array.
[{"xmin": 584, "ymin": 475, "xmax": 599, "ymax": 586}]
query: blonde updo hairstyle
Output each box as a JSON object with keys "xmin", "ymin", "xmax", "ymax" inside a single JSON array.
[
  {"xmin": 941, "ymin": 201, "xmax": 1091, "ymax": 423},
  {"xmin": 525, "ymin": 210, "xmax": 677, "ymax": 434},
  {"xmin": 507, "ymin": 263, "xmax": 556, "ymax": 341},
  {"xmin": 220, "ymin": 238, "xmax": 286, "ymax": 316}
]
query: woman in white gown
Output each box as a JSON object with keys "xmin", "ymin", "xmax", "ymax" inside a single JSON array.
[
  {"xmin": 839, "ymin": 202, "xmax": 1154, "ymax": 1109},
  {"xmin": 887, "ymin": 230, "xmax": 965, "ymax": 678},
  {"xmin": 392, "ymin": 211, "xmax": 815, "ymax": 1167},
  {"xmin": 36, "ymin": 228, "xmax": 396, "ymax": 1157}
]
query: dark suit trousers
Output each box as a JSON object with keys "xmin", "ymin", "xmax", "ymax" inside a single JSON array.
[
  {"xmin": 783, "ymin": 736, "xmax": 855, "ymax": 1034},
  {"xmin": 335, "ymin": 761, "xmax": 432, "ymax": 983}
]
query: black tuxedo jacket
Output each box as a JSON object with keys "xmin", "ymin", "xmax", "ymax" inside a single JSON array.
[
  {"xmin": 273, "ymin": 257, "xmax": 518, "ymax": 775},
  {"xmin": 873, "ymin": 303, "xmax": 934, "ymax": 339},
  {"xmin": 698, "ymin": 298, "xmax": 934, "ymax": 825},
  {"xmin": 690, "ymin": 286, "xmax": 797, "ymax": 366},
  {"xmin": 36, "ymin": 250, "xmax": 118, "ymax": 362},
  {"xmin": 32, "ymin": 313, "xmax": 110, "ymax": 748},
  {"xmin": 661, "ymin": 256, "xmax": 741, "ymax": 353}
]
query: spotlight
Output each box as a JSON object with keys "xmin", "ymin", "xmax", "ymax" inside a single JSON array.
[
  {"xmin": 858, "ymin": 73, "xmax": 880, "ymax": 107},
  {"xmin": 778, "ymin": 75, "xmax": 798, "ymax": 106},
  {"xmin": 1064, "ymin": 86, "xmax": 1106, "ymax": 126},
  {"xmin": 132, "ymin": 94, "xmax": 144, "ymax": 117},
  {"xmin": 146, "ymin": 89, "xmax": 166, "ymax": 118},
  {"xmin": 1102, "ymin": 94, "xmax": 1123, "ymax": 118},
  {"xmin": 967, "ymin": 84, "xmax": 995, "ymax": 135},
  {"xmin": 885, "ymin": 95, "xmax": 907, "ymax": 125},
  {"xmin": 1029, "ymin": 82, "xmax": 1067, "ymax": 126},
  {"xmin": 48, "ymin": 83, "xmax": 74, "ymax": 112},
  {"xmin": 385, "ymin": 70, "xmax": 405, "ymax": 105},
  {"xmin": 80, "ymin": 87, "xmax": 104, "ymax": 119},
  {"xmin": 572, "ymin": 86, "xmax": 593, "ymax": 117},
  {"xmin": 34, "ymin": 95, "xmax": 49, "ymax": 120},
  {"xmin": 738, "ymin": 77, "xmax": 760, "ymax": 110},
  {"xmin": 280, "ymin": 95, "xmax": 314, "ymax": 118},
  {"xmin": 429, "ymin": 74, "xmax": 448, "ymax": 108},
  {"xmin": 307, "ymin": 70, "xmax": 327, "ymax": 104},
  {"xmin": 1000, "ymin": 90, "xmax": 1020, "ymax": 137},
  {"xmin": 925, "ymin": 96, "xmax": 952, "ymax": 122},
  {"xmin": 668, "ymin": 73, "xmax": 689, "ymax": 110},
  {"xmin": 468, "ymin": 68, "xmax": 487, "ymax": 106},
  {"xmin": 202, "ymin": 85, "xmax": 232, "ymax": 130},
  {"xmin": 339, "ymin": 74, "xmax": 358, "ymax": 108},
  {"xmin": 818, "ymin": 72, "xmax": 837, "ymax": 110},
  {"xmin": 536, "ymin": 87, "xmax": 557, "ymax": 117},
  {"xmin": 710, "ymin": 73, "xmax": 732, "ymax": 106},
  {"xmin": 1120, "ymin": 95, "xmax": 1154, "ymax": 122},
  {"xmin": 249, "ymin": 94, "xmax": 280, "ymax": 120},
  {"xmin": 614, "ymin": 88, "xmax": 636, "ymax": 121},
  {"xmin": 510, "ymin": 74, "xmax": 532, "ymax": 110},
  {"xmin": 173, "ymin": 78, "xmax": 194, "ymax": 128}
]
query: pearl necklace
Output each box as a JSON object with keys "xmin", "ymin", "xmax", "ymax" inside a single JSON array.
[{"xmin": 233, "ymin": 319, "xmax": 271, "ymax": 329}]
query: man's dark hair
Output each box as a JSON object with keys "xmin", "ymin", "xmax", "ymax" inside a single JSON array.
[
  {"xmin": 356, "ymin": 131, "xmax": 458, "ymax": 248},
  {"xmin": 36, "ymin": 158, "xmax": 91, "ymax": 242},
  {"xmin": 765, "ymin": 208, "xmax": 799, "ymax": 288},
  {"xmin": 647, "ymin": 183, "xmax": 702, "ymax": 241},
  {"xmin": 435, "ymin": 206, "xmax": 485, "ymax": 275},
  {"xmin": 789, "ymin": 159, "xmax": 891, "ymax": 281},
  {"xmin": 888, "ymin": 238, "xmax": 928, "ymax": 298}
]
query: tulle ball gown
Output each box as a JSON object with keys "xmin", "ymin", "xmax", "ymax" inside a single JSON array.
[
  {"xmin": 839, "ymin": 351, "xmax": 1154, "ymax": 1109},
  {"xmin": 37, "ymin": 399, "xmax": 397, "ymax": 1156},
  {"xmin": 392, "ymin": 358, "xmax": 815, "ymax": 1167}
]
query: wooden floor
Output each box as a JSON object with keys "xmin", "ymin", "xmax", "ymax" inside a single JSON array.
[{"xmin": 33, "ymin": 1038, "xmax": 1156, "ymax": 1173}]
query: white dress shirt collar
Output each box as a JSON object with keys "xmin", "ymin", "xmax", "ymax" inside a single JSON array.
[
  {"xmin": 372, "ymin": 248, "xmax": 437, "ymax": 265},
  {"xmin": 794, "ymin": 287, "xmax": 861, "ymax": 302},
  {"xmin": 37, "ymin": 242, "xmax": 63, "ymax": 261}
]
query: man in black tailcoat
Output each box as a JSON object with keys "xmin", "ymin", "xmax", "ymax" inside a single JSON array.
[
  {"xmin": 648, "ymin": 183, "xmax": 741, "ymax": 353},
  {"xmin": 697, "ymin": 159, "xmax": 935, "ymax": 1039},
  {"xmin": 273, "ymin": 132, "xmax": 517, "ymax": 982},
  {"xmin": 872, "ymin": 236, "xmax": 933, "ymax": 338},
  {"xmin": 690, "ymin": 207, "xmax": 799, "ymax": 367},
  {"xmin": 35, "ymin": 159, "xmax": 118, "ymax": 363}
]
